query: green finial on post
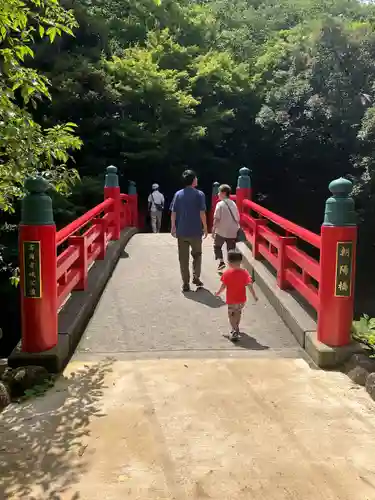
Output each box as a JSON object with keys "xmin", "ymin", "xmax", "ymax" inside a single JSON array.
[
  {"xmin": 212, "ymin": 181, "xmax": 220, "ymax": 196},
  {"xmin": 128, "ymin": 180, "xmax": 137, "ymax": 195},
  {"xmin": 237, "ymin": 167, "xmax": 251, "ymax": 189},
  {"xmin": 21, "ymin": 177, "xmax": 54, "ymax": 225},
  {"xmin": 105, "ymin": 165, "xmax": 119, "ymax": 188},
  {"xmin": 323, "ymin": 177, "xmax": 356, "ymax": 226}
]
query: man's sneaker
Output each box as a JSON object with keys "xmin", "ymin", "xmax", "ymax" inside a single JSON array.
[
  {"xmin": 229, "ymin": 330, "xmax": 240, "ymax": 342},
  {"xmin": 192, "ymin": 277, "xmax": 204, "ymax": 287},
  {"xmin": 218, "ymin": 261, "xmax": 226, "ymax": 271},
  {"xmin": 182, "ymin": 284, "xmax": 191, "ymax": 292}
]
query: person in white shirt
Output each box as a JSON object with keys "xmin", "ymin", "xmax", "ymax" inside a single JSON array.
[
  {"xmin": 148, "ymin": 183, "xmax": 165, "ymax": 233},
  {"xmin": 212, "ymin": 184, "xmax": 240, "ymax": 271}
]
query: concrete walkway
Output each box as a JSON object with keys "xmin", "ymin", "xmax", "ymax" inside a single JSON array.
[
  {"xmin": 75, "ymin": 234, "xmax": 299, "ymax": 359},
  {"xmin": 1, "ymin": 234, "xmax": 375, "ymax": 499}
]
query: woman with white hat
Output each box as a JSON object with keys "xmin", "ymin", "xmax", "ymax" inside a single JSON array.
[{"xmin": 148, "ymin": 183, "xmax": 165, "ymax": 233}]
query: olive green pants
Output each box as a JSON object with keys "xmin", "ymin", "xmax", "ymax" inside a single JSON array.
[{"xmin": 177, "ymin": 237, "xmax": 202, "ymax": 285}]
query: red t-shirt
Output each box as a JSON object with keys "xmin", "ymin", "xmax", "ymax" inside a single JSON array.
[{"xmin": 221, "ymin": 267, "xmax": 252, "ymax": 305}]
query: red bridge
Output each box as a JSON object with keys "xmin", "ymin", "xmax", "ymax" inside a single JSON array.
[{"xmin": 11, "ymin": 165, "xmax": 357, "ymax": 370}]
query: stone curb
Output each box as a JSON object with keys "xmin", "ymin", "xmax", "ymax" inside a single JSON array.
[
  {"xmin": 8, "ymin": 228, "xmax": 137, "ymax": 373},
  {"xmin": 237, "ymin": 241, "xmax": 361, "ymax": 368}
]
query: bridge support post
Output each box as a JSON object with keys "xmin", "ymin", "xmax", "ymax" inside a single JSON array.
[
  {"xmin": 236, "ymin": 167, "xmax": 251, "ymax": 214},
  {"xmin": 104, "ymin": 166, "xmax": 121, "ymax": 240},
  {"xmin": 210, "ymin": 182, "xmax": 220, "ymax": 232},
  {"xmin": 317, "ymin": 178, "xmax": 357, "ymax": 347},
  {"xmin": 19, "ymin": 177, "xmax": 58, "ymax": 352},
  {"xmin": 128, "ymin": 181, "xmax": 138, "ymax": 228}
]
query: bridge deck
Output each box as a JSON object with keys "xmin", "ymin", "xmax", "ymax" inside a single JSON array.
[
  {"xmin": 1, "ymin": 234, "xmax": 375, "ymax": 499},
  {"xmin": 75, "ymin": 233, "xmax": 299, "ymax": 360}
]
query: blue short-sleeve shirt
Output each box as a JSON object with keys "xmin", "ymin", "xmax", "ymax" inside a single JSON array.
[{"xmin": 170, "ymin": 187, "xmax": 206, "ymax": 238}]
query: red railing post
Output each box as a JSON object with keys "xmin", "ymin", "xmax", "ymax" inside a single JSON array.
[
  {"xmin": 252, "ymin": 219, "xmax": 267, "ymax": 259},
  {"xmin": 128, "ymin": 180, "xmax": 138, "ymax": 228},
  {"xmin": 19, "ymin": 177, "xmax": 57, "ymax": 353},
  {"xmin": 120, "ymin": 196, "xmax": 128, "ymax": 229},
  {"xmin": 318, "ymin": 178, "xmax": 357, "ymax": 347},
  {"xmin": 277, "ymin": 236, "xmax": 297, "ymax": 289},
  {"xmin": 125, "ymin": 200, "xmax": 131, "ymax": 228},
  {"xmin": 210, "ymin": 181, "xmax": 220, "ymax": 232},
  {"xmin": 104, "ymin": 165, "xmax": 121, "ymax": 240},
  {"xmin": 236, "ymin": 167, "xmax": 251, "ymax": 214},
  {"xmin": 69, "ymin": 235, "xmax": 88, "ymax": 290},
  {"xmin": 93, "ymin": 218, "xmax": 107, "ymax": 259}
]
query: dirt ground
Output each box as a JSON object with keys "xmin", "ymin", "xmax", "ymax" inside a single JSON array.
[{"xmin": 1, "ymin": 358, "xmax": 375, "ymax": 500}]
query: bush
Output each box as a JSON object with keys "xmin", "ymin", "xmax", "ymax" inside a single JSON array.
[{"xmin": 352, "ymin": 314, "xmax": 375, "ymax": 356}]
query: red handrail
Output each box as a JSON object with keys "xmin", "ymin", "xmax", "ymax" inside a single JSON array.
[
  {"xmin": 56, "ymin": 198, "xmax": 113, "ymax": 246},
  {"xmin": 56, "ymin": 192, "xmax": 134, "ymax": 309},
  {"xmin": 239, "ymin": 195, "xmax": 321, "ymax": 311},
  {"xmin": 243, "ymin": 199, "xmax": 320, "ymax": 249}
]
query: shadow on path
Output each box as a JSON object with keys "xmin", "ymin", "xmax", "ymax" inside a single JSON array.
[
  {"xmin": 0, "ymin": 359, "xmax": 113, "ymax": 500},
  {"xmin": 232, "ymin": 333, "xmax": 269, "ymax": 351},
  {"xmin": 183, "ymin": 288, "xmax": 225, "ymax": 309}
]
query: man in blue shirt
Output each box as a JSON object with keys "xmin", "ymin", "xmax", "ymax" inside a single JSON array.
[{"xmin": 170, "ymin": 170, "xmax": 208, "ymax": 292}]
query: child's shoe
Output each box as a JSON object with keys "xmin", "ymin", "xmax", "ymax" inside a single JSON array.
[{"xmin": 229, "ymin": 330, "xmax": 240, "ymax": 341}]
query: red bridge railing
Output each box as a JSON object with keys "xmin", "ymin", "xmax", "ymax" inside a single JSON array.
[
  {"xmin": 241, "ymin": 198, "xmax": 320, "ymax": 311},
  {"xmin": 212, "ymin": 169, "xmax": 357, "ymax": 348},
  {"xmin": 56, "ymin": 193, "xmax": 133, "ymax": 309},
  {"xmin": 19, "ymin": 166, "xmax": 138, "ymax": 354}
]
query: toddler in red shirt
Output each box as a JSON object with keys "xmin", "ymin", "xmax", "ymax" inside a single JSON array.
[{"xmin": 215, "ymin": 250, "xmax": 258, "ymax": 341}]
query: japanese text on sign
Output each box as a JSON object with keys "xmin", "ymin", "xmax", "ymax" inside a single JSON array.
[
  {"xmin": 23, "ymin": 241, "xmax": 42, "ymax": 298},
  {"xmin": 335, "ymin": 242, "xmax": 353, "ymax": 298}
]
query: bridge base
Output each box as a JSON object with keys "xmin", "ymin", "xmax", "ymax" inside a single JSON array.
[
  {"xmin": 305, "ymin": 332, "xmax": 363, "ymax": 369},
  {"xmin": 8, "ymin": 334, "xmax": 70, "ymax": 373},
  {"xmin": 9, "ymin": 227, "xmax": 137, "ymax": 372}
]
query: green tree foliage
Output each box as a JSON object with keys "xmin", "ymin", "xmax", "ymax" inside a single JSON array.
[
  {"xmin": 30, "ymin": 0, "xmax": 375, "ymax": 203},
  {"xmin": 251, "ymin": 19, "xmax": 375, "ymax": 214},
  {"xmin": 0, "ymin": 0, "xmax": 82, "ymax": 211},
  {"xmin": 7, "ymin": 0, "xmax": 375, "ymax": 248},
  {"xmin": 4, "ymin": 0, "xmax": 375, "ymax": 249}
]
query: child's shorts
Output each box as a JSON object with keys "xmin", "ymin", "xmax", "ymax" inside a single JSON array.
[{"xmin": 228, "ymin": 303, "xmax": 245, "ymax": 314}]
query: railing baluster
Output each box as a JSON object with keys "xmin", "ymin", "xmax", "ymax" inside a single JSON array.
[
  {"xmin": 93, "ymin": 217, "xmax": 107, "ymax": 259},
  {"xmin": 277, "ymin": 236, "xmax": 297, "ymax": 289},
  {"xmin": 252, "ymin": 219, "xmax": 267, "ymax": 260},
  {"xmin": 69, "ymin": 235, "xmax": 88, "ymax": 291}
]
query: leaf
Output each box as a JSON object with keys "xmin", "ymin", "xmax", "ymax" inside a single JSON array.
[
  {"xmin": 46, "ymin": 27, "xmax": 57, "ymax": 43},
  {"xmin": 358, "ymin": 316, "xmax": 369, "ymax": 334}
]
